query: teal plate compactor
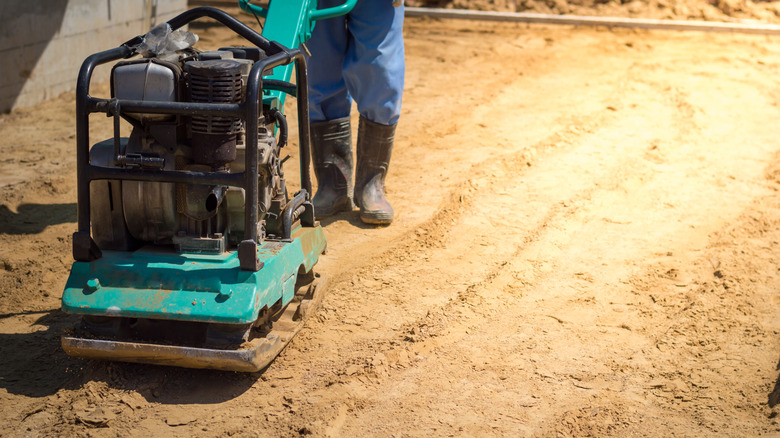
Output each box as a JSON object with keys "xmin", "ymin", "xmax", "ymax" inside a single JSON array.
[{"xmin": 61, "ymin": 1, "xmax": 356, "ymax": 372}]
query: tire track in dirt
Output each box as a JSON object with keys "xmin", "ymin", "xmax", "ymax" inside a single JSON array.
[
  {"xmin": 240, "ymin": 62, "xmax": 714, "ymax": 434},
  {"xmin": 275, "ymin": 41, "xmax": 780, "ymax": 435}
]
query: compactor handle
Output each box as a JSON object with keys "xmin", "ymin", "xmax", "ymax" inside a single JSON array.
[
  {"xmin": 238, "ymin": 0, "xmax": 357, "ymax": 22},
  {"xmin": 309, "ymin": 0, "xmax": 358, "ymax": 21}
]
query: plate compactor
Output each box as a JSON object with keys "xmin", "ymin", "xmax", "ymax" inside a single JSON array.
[{"xmin": 60, "ymin": 2, "xmax": 356, "ymax": 372}]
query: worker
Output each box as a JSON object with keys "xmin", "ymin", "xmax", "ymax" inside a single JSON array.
[{"xmin": 306, "ymin": 0, "xmax": 404, "ymax": 225}]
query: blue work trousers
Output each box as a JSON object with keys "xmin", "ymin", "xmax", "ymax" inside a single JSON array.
[{"xmin": 306, "ymin": 0, "xmax": 405, "ymax": 126}]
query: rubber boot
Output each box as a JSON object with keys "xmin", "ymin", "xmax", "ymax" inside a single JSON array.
[
  {"xmin": 310, "ymin": 117, "xmax": 354, "ymax": 218},
  {"xmin": 355, "ymin": 116, "xmax": 396, "ymax": 225}
]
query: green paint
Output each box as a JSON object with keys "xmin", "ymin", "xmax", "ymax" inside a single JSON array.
[{"xmin": 62, "ymin": 226, "xmax": 326, "ymax": 324}]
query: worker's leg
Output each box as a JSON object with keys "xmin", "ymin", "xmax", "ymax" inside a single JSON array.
[
  {"xmin": 343, "ymin": 0, "xmax": 405, "ymax": 126},
  {"xmin": 306, "ymin": 8, "xmax": 354, "ymax": 217},
  {"xmin": 306, "ymin": 1, "xmax": 352, "ymax": 122},
  {"xmin": 344, "ymin": 1, "xmax": 404, "ymax": 224}
]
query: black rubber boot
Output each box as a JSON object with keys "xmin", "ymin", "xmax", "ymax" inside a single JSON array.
[
  {"xmin": 355, "ymin": 116, "xmax": 396, "ymax": 225},
  {"xmin": 310, "ymin": 117, "xmax": 354, "ymax": 218}
]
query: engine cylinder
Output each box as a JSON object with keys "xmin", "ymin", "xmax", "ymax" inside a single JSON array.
[{"xmin": 184, "ymin": 60, "xmax": 243, "ymax": 167}]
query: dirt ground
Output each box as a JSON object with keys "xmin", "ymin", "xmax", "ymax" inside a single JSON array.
[
  {"xmin": 410, "ymin": 0, "xmax": 780, "ymax": 23},
  {"xmin": 2, "ymin": 2, "xmax": 780, "ymax": 437}
]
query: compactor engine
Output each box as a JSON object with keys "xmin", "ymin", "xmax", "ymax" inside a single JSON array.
[{"xmin": 94, "ymin": 47, "xmax": 286, "ymax": 256}]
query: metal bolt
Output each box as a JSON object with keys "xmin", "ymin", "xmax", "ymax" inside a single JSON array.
[{"xmin": 86, "ymin": 278, "xmax": 101, "ymax": 292}]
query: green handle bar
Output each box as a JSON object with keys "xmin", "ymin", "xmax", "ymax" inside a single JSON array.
[
  {"xmin": 238, "ymin": 0, "xmax": 357, "ymax": 22},
  {"xmin": 309, "ymin": 0, "xmax": 358, "ymax": 20}
]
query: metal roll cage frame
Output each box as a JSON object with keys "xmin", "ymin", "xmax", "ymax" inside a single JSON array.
[{"xmin": 73, "ymin": 7, "xmax": 313, "ymax": 271}]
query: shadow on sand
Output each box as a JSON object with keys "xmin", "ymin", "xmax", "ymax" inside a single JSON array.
[
  {"xmin": 0, "ymin": 310, "xmax": 259, "ymax": 404},
  {"xmin": 0, "ymin": 203, "xmax": 76, "ymax": 235}
]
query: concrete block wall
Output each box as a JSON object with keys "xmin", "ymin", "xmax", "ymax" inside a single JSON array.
[{"xmin": 0, "ymin": 0, "xmax": 188, "ymax": 113}]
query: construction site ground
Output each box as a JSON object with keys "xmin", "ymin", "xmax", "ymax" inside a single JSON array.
[{"xmin": 2, "ymin": 4, "xmax": 780, "ymax": 437}]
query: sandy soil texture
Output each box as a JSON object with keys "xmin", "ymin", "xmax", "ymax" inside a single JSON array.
[
  {"xmin": 2, "ymin": 4, "xmax": 780, "ymax": 437},
  {"xmin": 410, "ymin": 0, "xmax": 780, "ymax": 23}
]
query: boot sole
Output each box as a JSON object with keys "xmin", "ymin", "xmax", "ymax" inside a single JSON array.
[{"xmin": 360, "ymin": 210, "xmax": 394, "ymax": 225}]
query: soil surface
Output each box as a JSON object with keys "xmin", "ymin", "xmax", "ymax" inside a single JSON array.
[
  {"xmin": 2, "ymin": 3, "xmax": 780, "ymax": 437},
  {"xmin": 410, "ymin": 0, "xmax": 780, "ymax": 23}
]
